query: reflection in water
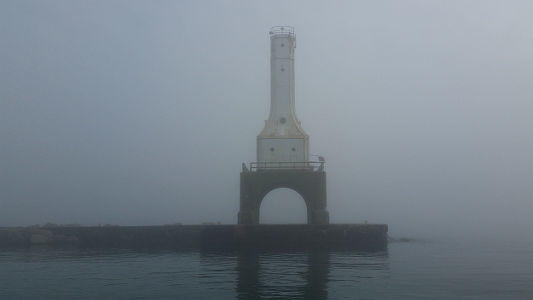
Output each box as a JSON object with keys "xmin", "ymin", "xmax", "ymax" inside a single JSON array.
[
  {"xmin": 301, "ymin": 250, "xmax": 329, "ymax": 300},
  {"xmin": 235, "ymin": 250, "xmax": 388, "ymax": 300},
  {"xmin": 3, "ymin": 241, "xmax": 533, "ymax": 298},
  {"xmin": 236, "ymin": 250, "xmax": 261, "ymax": 299},
  {"xmin": 0, "ymin": 248, "xmax": 388, "ymax": 299}
]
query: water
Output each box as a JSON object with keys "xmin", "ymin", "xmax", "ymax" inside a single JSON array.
[{"xmin": 1, "ymin": 238, "xmax": 532, "ymax": 299}]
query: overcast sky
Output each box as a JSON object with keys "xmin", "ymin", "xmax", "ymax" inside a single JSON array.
[{"xmin": 1, "ymin": 0, "xmax": 532, "ymax": 239}]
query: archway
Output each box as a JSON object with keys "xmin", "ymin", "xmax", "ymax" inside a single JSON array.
[
  {"xmin": 260, "ymin": 188, "xmax": 308, "ymax": 224},
  {"xmin": 238, "ymin": 169, "xmax": 329, "ymax": 225}
]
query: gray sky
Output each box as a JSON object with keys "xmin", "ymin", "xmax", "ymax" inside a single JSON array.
[{"xmin": 1, "ymin": 0, "xmax": 532, "ymax": 239}]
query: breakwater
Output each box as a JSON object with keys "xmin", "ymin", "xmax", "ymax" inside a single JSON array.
[{"xmin": 0, "ymin": 224, "xmax": 388, "ymax": 251}]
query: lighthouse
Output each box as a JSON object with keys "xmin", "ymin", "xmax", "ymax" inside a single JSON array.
[
  {"xmin": 257, "ymin": 26, "xmax": 309, "ymax": 166},
  {"xmin": 239, "ymin": 27, "xmax": 328, "ymax": 225}
]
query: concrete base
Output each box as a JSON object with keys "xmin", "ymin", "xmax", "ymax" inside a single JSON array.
[
  {"xmin": 239, "ymin": 169, "xmax": 329, "ymax": 225},
  {"xmin": 0, "ymin": 224, "xmax": 388, "ymax": 251}
]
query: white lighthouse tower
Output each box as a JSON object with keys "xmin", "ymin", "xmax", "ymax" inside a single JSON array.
[
  {"xmin": 239, "ymin": 27, "xmax": 328, "ymax": 224},
  {"xmin": 257, "ymin": 26, "xmax": 309, "ymax": 167}
]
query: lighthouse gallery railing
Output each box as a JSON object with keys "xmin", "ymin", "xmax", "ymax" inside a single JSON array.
[{"xmin": 248, "ymin": 161, "xmax": 324, "ymax": 172}]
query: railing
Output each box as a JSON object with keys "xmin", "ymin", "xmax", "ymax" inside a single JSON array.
[
  {"xmin": 246, "ymin": 161, "xmax": 324, "ymax": 172},
  {"xmin": 269, "ymin": 26, "xmax": 295, "ymax": 37}
]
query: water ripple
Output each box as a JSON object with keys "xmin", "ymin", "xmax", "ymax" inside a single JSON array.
[{"xmin": 1, "ymin": 241, "xmax": 533, "ymax": 299}]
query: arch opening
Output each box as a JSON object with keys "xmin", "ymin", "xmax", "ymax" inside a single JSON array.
[{"xmin": 259, "ymin": 188, "xmax": 308, "ymax": 224}]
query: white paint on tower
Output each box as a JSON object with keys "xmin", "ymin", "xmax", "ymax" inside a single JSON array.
[{"xmin": 257, "ymin": 26, "xmax": 309, "ymax": 165}]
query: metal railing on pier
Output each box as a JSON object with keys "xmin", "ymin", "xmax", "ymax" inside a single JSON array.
[{"xmin": 246, "ymin": 161, "xmax": 324, "ymax": 172}]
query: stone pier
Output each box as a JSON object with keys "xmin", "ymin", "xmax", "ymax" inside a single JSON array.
[{"xmin": 0, "ymin": 224, "xmax": 388, "ymax": 251}]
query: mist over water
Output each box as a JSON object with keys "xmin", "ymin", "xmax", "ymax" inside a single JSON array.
[{"xmin": 2, "ymin": 1, "xmax": 533, "ymax": 241}]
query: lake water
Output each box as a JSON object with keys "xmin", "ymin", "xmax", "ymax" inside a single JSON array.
[{"xmin": 1, "ymin": 237, "xmax": 532, "ymax": 299}]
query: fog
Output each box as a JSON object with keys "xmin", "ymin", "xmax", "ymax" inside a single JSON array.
[{"xmin": 1, "ymin": 1, "xmax": 532, "ymax": 239}]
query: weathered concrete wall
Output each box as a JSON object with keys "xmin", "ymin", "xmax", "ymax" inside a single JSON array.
[
  {"xmin": 239, "ymin": 169, "xmax": 329, "ymax": 225},
  {"xmin": 233, "ymin": 224, "xmax": 388, "ymax": 251},
  {"xmin": 0, "ymin": 224, "xmax": 387, "ymax": 251}
]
